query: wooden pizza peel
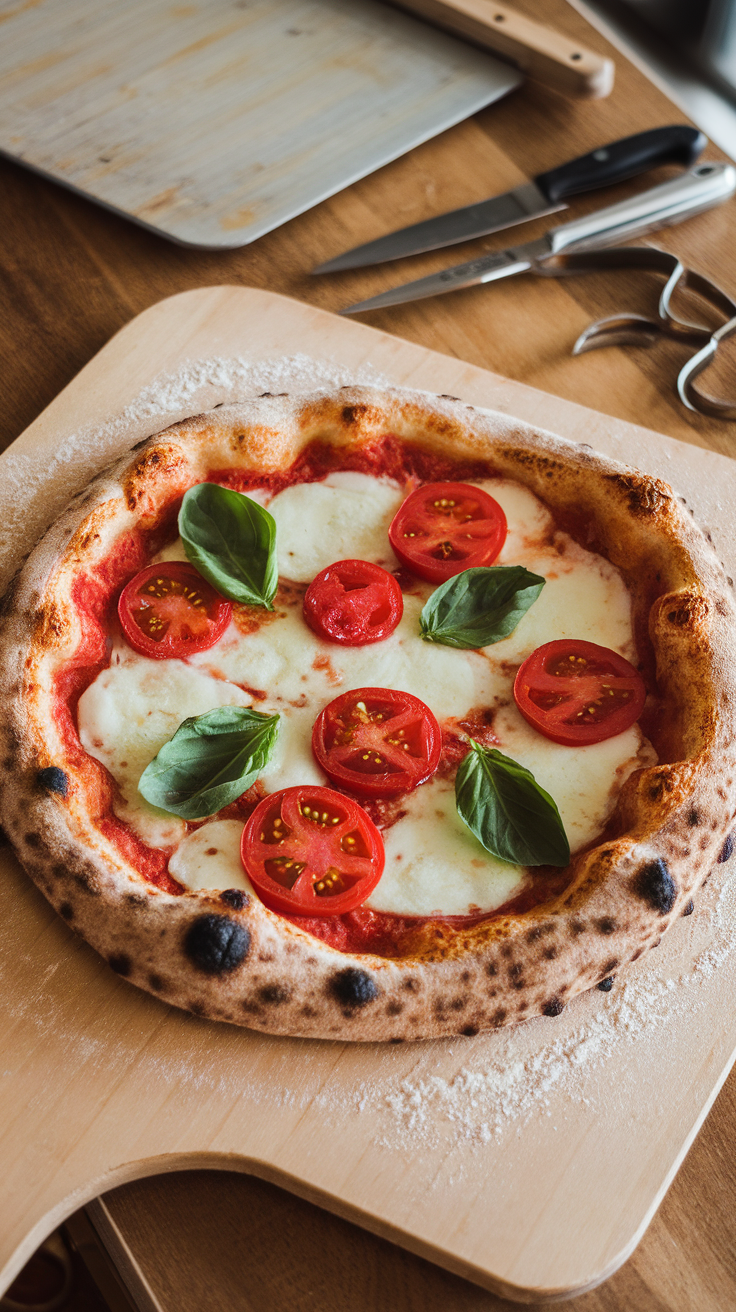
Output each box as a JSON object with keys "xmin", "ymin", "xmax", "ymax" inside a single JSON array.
[{"xmin": 1, "ymin": 285, "xmax": 735, "ymax": 1303}]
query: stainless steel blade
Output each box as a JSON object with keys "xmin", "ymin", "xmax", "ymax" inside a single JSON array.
[
  {"xmin": 340, "ymin": 236, "xmax": 551, "ymax": 314},
  {"xmin": 341, "ymin": 163, "xmax": 736, "ymax": 315},
  {"xmin": 314, "ymin": 182, "xmax": 563, "ymax": 273}
]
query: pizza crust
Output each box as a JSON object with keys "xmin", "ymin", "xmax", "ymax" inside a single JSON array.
[{"xmin": 1, "ymin": 386, "xmax": 735, "ymax": 1041}]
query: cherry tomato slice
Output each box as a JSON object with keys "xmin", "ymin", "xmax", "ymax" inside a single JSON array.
[
  {"xmin": 388, "ymin": 481, "xmax": 507, "ymax": 583},
  {"xmin": 312, "ymin": 687, "xmax": 442, "ymax": 798},
  {"xmin": 513, "ymin": 639, "xmax": 647, "ymax": 746},
  {"xmin": 303, "ymin": 559, "xmax": 403, "ymax": 646},
  {"xmin": 241, "ymin": 785, "xmax": 385, "ymax": 916},
  {"xmin": 118, "ymin": 562, "xmax": 231, "ymax": 660}
]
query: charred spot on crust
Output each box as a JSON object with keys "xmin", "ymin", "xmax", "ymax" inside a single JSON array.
[
  {"xmin": 492, "ymin": 1007, "xmax": 507, "ymax": 1024},
  {"xmin": 667, "ymin": 594, "xmax": 709, "ymax": 628},
  {"xmin": 598, "ymin": 977, "xmax": 614, "ymax": 992},
  {"xmin": 37, "ymin": 767, "xmax": 69, "ymax": 797},
  {"xmin": 184, "ymin": 914, "xmax": 251, "ymax": 975},
  {"xmin": 487, "ymin": 962, "xmax": 498, "ymax": 977},
  {"xmin": 543, "ymin": 997, "xmax": 565, "ymax": 1017},
  {"xmin": 386, "ymin": 1000, "xmax": 404, "ymax": 1016},
  {"xmin": 329, "ymin": 967, "xmax": 378, "ymax": 1009},
  {"xmin": 682, "ymin": 899, "xmax": 695, "ymax": 916},
  {"xmin": 108, "ymin": 953, "xmax": 131, "ymax": 977},
  {"xmin": 606, "ymin": 471, "xmax": 667, "ymax": 515},
  {"xmin": 24, "ymin": 833, "xmax": 41, "ymax": 848},
  {"xmin": 543, "ymin": 945, "xmax": 558, "ymax": 960},
  {"xmin": 462, "ymin": 1025, "xmax": 479, "ymax": 1037},
  {"xmin": 402, "ymin": 977, "xmax": 419, "ymax": 992},
  {"xmin": 258, "ymin": 983, "xmax": 291, "ymax": 1005},
  {"xmin": 688, "ymin": 807, "xmax": 700, "ymax": 827},
  {"xmin": 648, "ymin": 772, "xmax": 676, "ymax": 803},
  {"xmin": 526, "ymin": 924, "xmax": 546, "ymax": 942},
  {"xmin": 59, "ymin": 902, "xmax": 74, "ymax": 921},
  {"xmin": 73, "ymin": 870, "xmax": 101, "ymax": 896},
  {"xmin": 633, "ymin": 859, "xmax": 677, "ymax": 914},
  {"xmin": 148, "ymin": 972, "xmax": 167, "ymax": 992},
  {"xmin": 718, "ymin": 833, "xmax": 734, "ymax": 863},
  {"xmin": 596, "ymin": 917, "xmax": 616, "ymax": 935},
  {"xmin": 220, "ymin": 888, "xmax": 250, "ymax": 910}
]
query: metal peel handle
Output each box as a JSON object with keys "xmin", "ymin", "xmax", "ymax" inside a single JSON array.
[{"xmin": 546, "ymin": 163, "xmax": 736, "ymax": 257}]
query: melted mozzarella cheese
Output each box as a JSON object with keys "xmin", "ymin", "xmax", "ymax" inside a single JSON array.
[
  {"xmin": 169, "ymin": 821, "xmax": 253, "ymax": 893},
  {"xmin": 493, "ymin": 703, "xmax": 655, "ymax": 852},
  {"xmin": 369, "ymin": 779, "xmax": 524, "ymax": 916},
  {"xmin": 78, "ymin": 650, "xmax": 252, "ymax": 847},
  {"xmin": 268, "ymin": 472, "xmax": 403, "ymax": 582},
  {"xmin": 193, "ymin": 593, "xmax": 497, "ymax": 720},
  {"xmin": 78, "ymin": 470, "xmax": 654, "ymax": 915}
]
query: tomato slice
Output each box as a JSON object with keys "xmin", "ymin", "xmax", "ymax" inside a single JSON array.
[
  {"xmin": 303, "ymin": 559, "xmax": 403, "ymax": 646},
  {"xmin": 388, "ymin": 482, "xmax": 507, "ymax": 583},
  {"xmin": 513, "ymin": 639, "xmax": 647, "ymax": 746},
  {"xmin": 118, "ymin": 562, "xmax": 232, "ymax": 660},
  {"xmin": 241, "ymin": 785, "xmax": 384, "ymax": 916},
  {"xmin": 312, "ymin": 687, "xmax": 442, "ymax": 798}
]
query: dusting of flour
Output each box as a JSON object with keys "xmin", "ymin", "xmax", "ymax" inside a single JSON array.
[
  {"xmin": 4, "ymin": 354, "xmax": 736, "ymax": 1166},
  {"xmin": 373, "ymin": 868, "xmax": 736, "ymax": 1150},
  {"xmin": 0, "ymin": 354, "xmax": 390, "ymax": 593}
]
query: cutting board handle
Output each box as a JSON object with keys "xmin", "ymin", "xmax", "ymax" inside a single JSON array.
[{"xmin": 391, "ymin": 0, "xmax": 614, "ymax": 99}]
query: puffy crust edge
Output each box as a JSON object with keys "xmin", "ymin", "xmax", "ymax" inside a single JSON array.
[{"xmin": 1, "ymin": 386, "xmax": 735, "ymax": 1041}]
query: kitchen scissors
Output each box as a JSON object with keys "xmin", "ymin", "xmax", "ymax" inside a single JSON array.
[{"xmin": 543, "ymin": 245, "xmax": 736, "ymax": 420}]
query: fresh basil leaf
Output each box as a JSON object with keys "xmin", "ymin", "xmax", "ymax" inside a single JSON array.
[
  {"xmin": 455, "ymin": 741, "xmax": 569, "ymax": 867},
  {"xmin": 179, "ymin": 483, "xmax": 278, "ymax": 609},
  {"xmin": 139, "ymin": 706, "xmax": 279, "ymax": 820},
  {"xmin": 420, "ymin": 565, "xmax": 545, "ymax": 649}
]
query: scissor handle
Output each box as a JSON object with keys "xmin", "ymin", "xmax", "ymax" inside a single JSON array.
[{"xmin": 679, "ymin": 318, "xmax": 736, "ymax": 419}]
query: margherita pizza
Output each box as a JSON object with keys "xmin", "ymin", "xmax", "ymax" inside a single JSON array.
[{"xmin": 0, "ymin": 387, "xmax": 734, "ymax": 1041}]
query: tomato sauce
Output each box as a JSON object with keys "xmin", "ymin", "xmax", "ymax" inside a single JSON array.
[
  {"xmin": 55, "ymin": 435, "xmax": 611, "ymax": 952},
  {"xmin": 53, "ymin": 527, "xmax": 184, "ymax": 895}
]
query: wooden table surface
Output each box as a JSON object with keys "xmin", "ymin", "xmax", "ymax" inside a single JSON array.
[{"xmin": 2, "ymin": 2, "xmax": 736, "ymax": 1308}]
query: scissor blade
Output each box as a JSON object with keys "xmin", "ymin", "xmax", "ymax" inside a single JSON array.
[
  {"xmin": 314, "ymin": 182, "xmax": 563, "ymax": 274},
  {"xmin": 340, "ymin": 238, "xmax": 551, "ymax": 315}
]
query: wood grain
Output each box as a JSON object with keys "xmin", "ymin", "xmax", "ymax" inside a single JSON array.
[
  {"xmin": 96, "ymin": 1107, "xmax": 736, "ymax": 1312},
  {"xmin": 0, "ymin": 0, "xmax": 518, "ymax": 249},
  {"xmin": 392, "ymin": 0, "xmax": 614, "ymax": 97},
  {"xmin": 1, "ymin": 1, "xmax": 735, "ymax": 1308}
]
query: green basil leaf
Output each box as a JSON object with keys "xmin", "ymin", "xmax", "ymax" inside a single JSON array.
[
  {"xmin": 179, "ymin": 483, "xmax": 278, "ymax": 609},
  {"xmin": 420, "ymin": 565, "xmax": 545, "ymax": 649},
  {"xmin": 138, "ymin": 706, "xmax": 279, "ymax": 820},
  {"xmin": 455, "ymin": 741, "xmax": 570, "ymax": 867}
]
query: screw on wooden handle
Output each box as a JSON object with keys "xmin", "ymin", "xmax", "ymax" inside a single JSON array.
[{"xmin": 391, "ymin": 0, "xmax": 615, "ymax": 99}]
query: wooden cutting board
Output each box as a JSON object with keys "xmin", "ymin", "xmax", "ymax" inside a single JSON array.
[
  {"xmin": 2, "ymin": 285, "xmax": 736, "ymax": 1303},
  {"xmin": 0, "ymin": 0, "xmax": 519, "ymax": 249}
]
